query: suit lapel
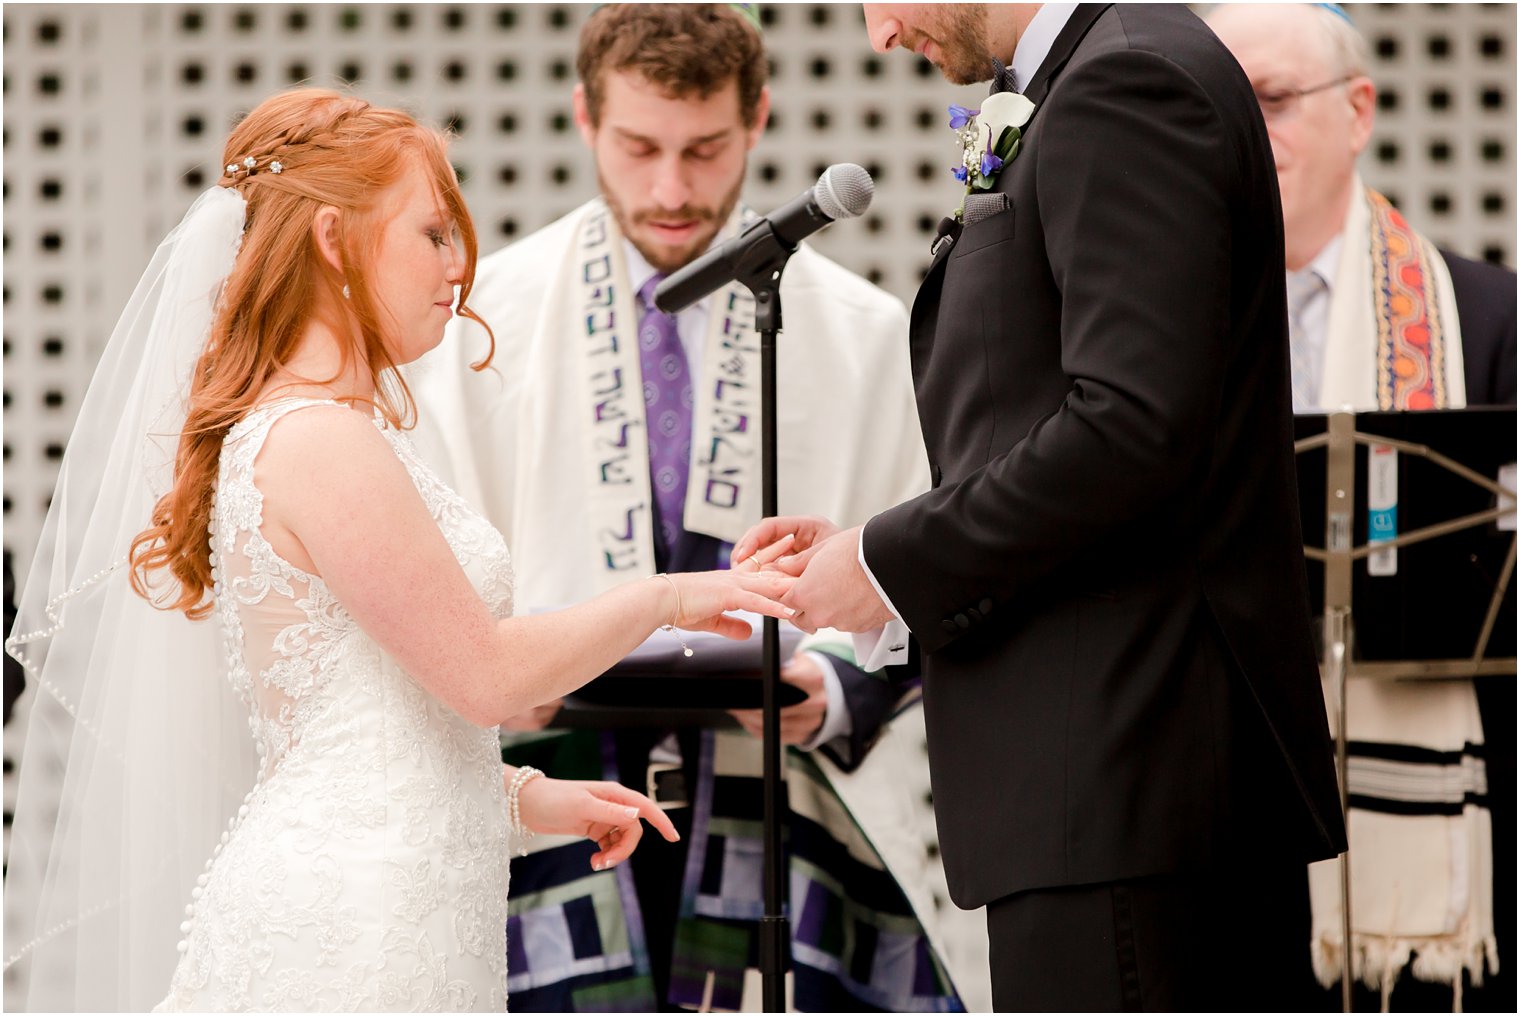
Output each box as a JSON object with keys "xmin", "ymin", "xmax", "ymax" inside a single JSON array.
[
  {"xmin": 909, "ymin": 5, "xmax": 1111, "ymax": 380},
  {"xmin": 1021, "ymin": 3, "xmax": 1111, "ymax": 106},
  {"xmin": 908, "ymin": 217, "xmax": 963, "ymax": 382}
]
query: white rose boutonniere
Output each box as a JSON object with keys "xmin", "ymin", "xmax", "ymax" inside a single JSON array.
[{"xmin": 948, "ymin": 91, "xmax": 1037, "ymax": 219}]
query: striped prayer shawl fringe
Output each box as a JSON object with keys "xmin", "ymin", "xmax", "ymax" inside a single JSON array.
[{"xmin": 1309, "ymin": 732, "xmax": 1497, "ymax": 1006}]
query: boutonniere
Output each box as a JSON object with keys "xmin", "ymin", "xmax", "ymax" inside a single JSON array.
[{"xmin": 948, "ymin": 92, "xmax": 1036, "ymax": 219}]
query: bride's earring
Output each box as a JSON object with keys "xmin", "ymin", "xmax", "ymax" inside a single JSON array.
[{"xmin": 341, "ymin": 283, "xmax": 351, "ymax": 300}]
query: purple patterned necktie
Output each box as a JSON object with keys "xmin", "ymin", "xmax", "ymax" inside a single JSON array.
[{"xmin": 637, "ymin": 274, "xmax": 694, "ymax": 570}]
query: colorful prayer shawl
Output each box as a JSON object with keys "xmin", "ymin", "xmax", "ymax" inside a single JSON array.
[
  {"xmin": 1367, "ymin": 190, "xmax": 1454, "ymax": 410},
  {"xmin": 500, "ymin": 720, "xmax": 965, "ymax": 1013},
  {"xmin": 1320, "ymin": 180, "xmax": 1466, "ymax": 413},
  {"xmin": 1307, "ymin": 182, "xmax": 1492, "ymax": 1005}
]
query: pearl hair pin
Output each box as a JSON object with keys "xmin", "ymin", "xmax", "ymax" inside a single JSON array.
[{"xmin": 224, "ymin": 154, "xmax": 286, "ymax": 179}]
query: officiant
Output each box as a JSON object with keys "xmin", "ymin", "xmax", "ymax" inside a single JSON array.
[
  {"xmin": 1209, "ymin": 5, "xmax": 1515, "ymax": 1010},
  {"xmin": 408, "ymin": 4, "xmax": 989, "ymax": 1011}
]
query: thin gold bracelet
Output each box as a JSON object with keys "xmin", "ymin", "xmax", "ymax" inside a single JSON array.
[{"xmin": 653, "ymin": 573, "xmax": 694, "ymax": 657}]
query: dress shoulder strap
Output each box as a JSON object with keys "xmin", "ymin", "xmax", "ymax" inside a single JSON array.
[
  {"xmin": 221, "ymin": 397, "xmax": 349, "ymax": 486},
  {"xmin": 229, "ymin": 396, "xmax": 343, "ymax": 447}
]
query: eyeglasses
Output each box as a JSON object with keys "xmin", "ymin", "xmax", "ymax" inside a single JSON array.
[{"xmin": 1254, "ymin": 76, "xmax": 1354, "ymax": 122}]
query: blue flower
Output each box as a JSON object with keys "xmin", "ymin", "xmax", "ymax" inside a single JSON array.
[
  {"xmin": 951, "ymin": 166, "xmax": 969, "ymax": 184},
  {"xmin": 980, "ymin": 150, "xmax": 1003, "ymax": 177},
  {"xmin": 947, "ymin": 104, "xmax": 979, "ymax": 130}
]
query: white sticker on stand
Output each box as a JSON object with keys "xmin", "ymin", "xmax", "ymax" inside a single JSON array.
[
  {"xmin": 1367, "ymin": 443, "xmax": 1398, "ymax": 576},
  {"xmin": 1499, "ymin": 462, "xmax": 1516, "ymax": 533}
]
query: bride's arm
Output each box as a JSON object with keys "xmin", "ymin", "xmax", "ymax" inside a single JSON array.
[{"xmin": 254, "ymin": 404, "xmax": 792, "ymax": 727}]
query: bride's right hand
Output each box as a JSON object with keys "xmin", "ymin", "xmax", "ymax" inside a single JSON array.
[{"xmin": 658, "ymin": 569, "xmax": 796, "ymax": 641}]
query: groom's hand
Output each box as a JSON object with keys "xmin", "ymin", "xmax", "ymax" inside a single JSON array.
[
  {"xmin": 777, "ymin": 525, "xmax": 893, "ymax": 634},
  {"xmin": 732, "ymin": 515, "xmax": 840, "ymax": 568}
]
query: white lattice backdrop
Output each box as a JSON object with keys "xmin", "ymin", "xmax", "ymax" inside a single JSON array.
[
  {"xmin": 2, "ymin": 2, "xmax": 1515, "ymax": 1002},
  {"xmin": 3, "ymin": 2, "xmax": 1516, "ymax": 582}
]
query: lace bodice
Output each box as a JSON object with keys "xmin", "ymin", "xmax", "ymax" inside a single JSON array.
[{"xmin": 157, "ymin": 398, "xmax": 516, "ymax": 1012}]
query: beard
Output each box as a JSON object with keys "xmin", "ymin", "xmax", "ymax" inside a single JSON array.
[
  {"xmin": 931, "ymin": 4, "xmax": 993, "ymax": 86},
  {"xmin": 599, "ymin": 168, "xmax": 746, "ymax": 275}
]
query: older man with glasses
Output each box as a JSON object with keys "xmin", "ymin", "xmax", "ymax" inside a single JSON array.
[{"xmin": 1210, "ymin": 4, "xmax": 1515, "ymax": 1012}]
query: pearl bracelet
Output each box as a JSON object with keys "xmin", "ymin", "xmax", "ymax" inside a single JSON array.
[{"xmin": 506, "ymin": 765, "xmax": 544, "ymax": 856}]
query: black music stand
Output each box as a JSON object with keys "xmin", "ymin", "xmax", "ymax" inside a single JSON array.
[
  {"xmin": 1294, "ymin": 408, "xmax": 1517, "ymax": 1011},
  {"xmin": 552, "ymin": 622, "xmax": 807, "ymax": 729}
]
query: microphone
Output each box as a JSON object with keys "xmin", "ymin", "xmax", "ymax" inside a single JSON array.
[{"xmin": 654, "ymin": 163, "xmax": 874, "ymax": 314}]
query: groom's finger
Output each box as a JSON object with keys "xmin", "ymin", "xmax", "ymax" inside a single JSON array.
[
  {"xmin": 774, "ymin": 544, "xmax": 819, "ymax": 577},
  {"xmin": 751, "ymin": 532, "xmax": 795, "ymax": 568},
  {"xmin": 733, "ymin": 532, "xmax": 795, "ymax": 572},
  {"xmin": 732, "ymin": 522, "xmax": 788, "ymax": 564}
]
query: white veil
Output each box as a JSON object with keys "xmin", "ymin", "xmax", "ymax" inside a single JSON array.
[{"xmin": 4, "ymin": 186, "xmax": 260, "ymax": 1011}]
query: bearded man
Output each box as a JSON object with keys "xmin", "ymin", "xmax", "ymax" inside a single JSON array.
[{"xmin": 409, "ymin": 4, "xmax": 988, "ymax": 1011}]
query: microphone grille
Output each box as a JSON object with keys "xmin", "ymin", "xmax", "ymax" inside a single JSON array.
[{"xmin": 814, "ymin": 163, "xmax": 874, "ymax": 220}]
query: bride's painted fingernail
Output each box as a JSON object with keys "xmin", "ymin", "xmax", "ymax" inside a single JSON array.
[
  {"xmin": 623, "ymin": 806, "xmax": 639, "ymax": 818},
  {"xmin": 784, "ymin": 607, "xmax": 797, "ymax": 616}
]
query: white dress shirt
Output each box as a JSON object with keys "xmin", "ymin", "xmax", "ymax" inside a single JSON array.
[
  {"xmin": 1286, "ymin": 234, "xmax": 1343, "ymax": 414},
  {"xmin": 1010, "ymin": 4, "xmax": 1078, "ymax": 90}
]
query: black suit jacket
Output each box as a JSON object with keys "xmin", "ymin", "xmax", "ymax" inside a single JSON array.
[
  {"xmin": 863, "ymin": 4, "xmax": 1346, "ymax": 909},
  {"xmin": 1442, "ymin": 249, "xmax": 1518, "ymax": 407}
]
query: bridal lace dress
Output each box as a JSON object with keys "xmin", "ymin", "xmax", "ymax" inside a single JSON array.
[{"xmin": 156, "ymin": 397, "xmax": 516, "ymax": 1011}]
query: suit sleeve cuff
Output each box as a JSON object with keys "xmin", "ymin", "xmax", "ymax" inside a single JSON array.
[
  {"xmin": 852, "ymin": 522, "xmax": 910, "ymax": 669},
  {"xmin": 852, "ymin": 621, "xmax": 910, "ymax": 671}
]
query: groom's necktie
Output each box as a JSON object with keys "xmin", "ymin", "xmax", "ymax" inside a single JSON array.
[{"xmin": 637, "ymin": 274, "xmax": 694, "ymax": 572}]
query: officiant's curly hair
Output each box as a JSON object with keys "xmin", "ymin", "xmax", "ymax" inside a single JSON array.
[
  {"xmin": 578, "ymin": 4, "xmax": 767, "ymax": 126},
  {"xmin": 129, "ymin": 88, "xmax": 493, "ymax": 619}
]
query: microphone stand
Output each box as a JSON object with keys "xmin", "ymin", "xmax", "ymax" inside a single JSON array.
[{"xmin": 728, "ymin": 223, "xmax": 796, "ymax": 1013}]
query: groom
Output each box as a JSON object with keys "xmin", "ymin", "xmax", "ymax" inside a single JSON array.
[{"xmin": 738, "ymin": 4, "xmax": 1348, "ymax": 1008}]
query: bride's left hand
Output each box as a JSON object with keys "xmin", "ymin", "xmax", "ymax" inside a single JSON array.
[{"xmin": 514, "ymin": 775, "xmax": 680, "ymax": 871}]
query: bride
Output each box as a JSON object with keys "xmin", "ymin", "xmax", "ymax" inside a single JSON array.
[{"xmin": 3, "ymin": 88, "xmax": 793, "ymax": 1012}]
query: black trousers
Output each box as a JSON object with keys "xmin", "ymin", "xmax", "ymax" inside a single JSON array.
[{"xmin": 985, "ymin": 861, "xmax": 1318, "ymax": 1012}]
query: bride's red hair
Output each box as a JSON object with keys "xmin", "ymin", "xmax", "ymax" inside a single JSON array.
[{"xmin": 129, "ymin": 88, "xmax": 493, "ymax": 618}]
